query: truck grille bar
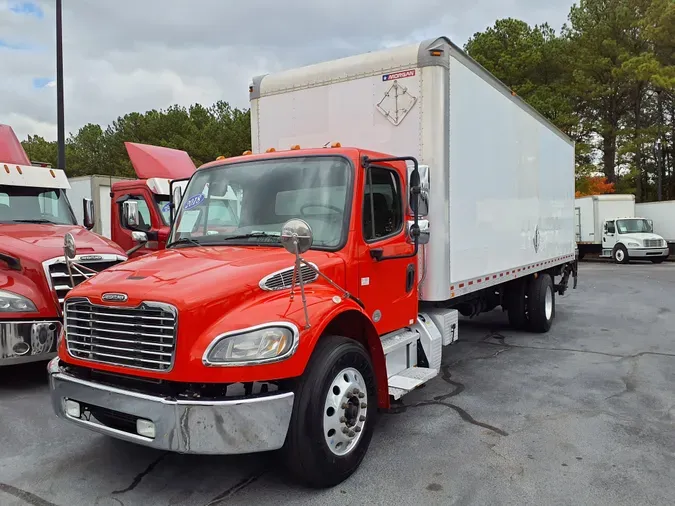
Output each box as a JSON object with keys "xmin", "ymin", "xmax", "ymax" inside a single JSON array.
[
  {"xmin": 44, "ymin": 256, "xmax": 125, "ymax": 309},
  {"xmin": 644, "ymin": 239, "xmax": 663, "ymax": 248},
  {"xmin": 65, "ymin": 299, "xmax": 178, "ymax": 372}
]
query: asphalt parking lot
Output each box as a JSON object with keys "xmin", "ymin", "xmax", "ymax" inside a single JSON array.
[{"xmin": 2, "ymin": 262, "xmax": 675, "ymax": 506}]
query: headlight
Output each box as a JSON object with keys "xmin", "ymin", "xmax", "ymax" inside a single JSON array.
[
  {"xmin": 0, "ymin": 290, "xmax": 37, "ymax": 313},
  {"xmin": 203, "ymin": 324, "xmax": 297, "ymax": 365},
  {"xmin": 626, "ymin": 242, "xmax": 640, "ymax": 248}
]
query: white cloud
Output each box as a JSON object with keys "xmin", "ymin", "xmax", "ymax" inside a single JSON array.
[{"xmin": 0, "ymin": 0, "xmax": 574, "ymax": 141}]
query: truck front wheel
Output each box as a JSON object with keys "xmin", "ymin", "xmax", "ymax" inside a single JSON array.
[
  {"xmin": 613, "ymin": 244, "xmax": 629, "ymax": 264},
  {"xmin": 527, "ymin": 273, "xmax": 554, "ymax": 333},
  {"xmin": 283, "ymin": 335, "xmax": 377, "ymax": 488}
]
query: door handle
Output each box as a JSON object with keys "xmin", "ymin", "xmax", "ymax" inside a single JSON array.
[{"xmin": 406, "ymin": 264, "xmax": 415, "ymax": 293}]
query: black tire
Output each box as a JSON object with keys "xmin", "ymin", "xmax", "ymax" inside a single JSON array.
[
  {"xmin": 507, "ymin": 278, "xmax": 529, "ymax": 330},
  {"xmin": 527, "ymin": 273, "xmax": 554, "ymax": 333},
  {"xmin": 612, "ymin": 244, "xmax": 629, "ymax": 264},
  {"xmin": 650, "ymin": 257, "xmax": 666, "ymax": 264},
  {"xmin": 283, "ymin": 335, "xmax": 377, "ymax": 488}
]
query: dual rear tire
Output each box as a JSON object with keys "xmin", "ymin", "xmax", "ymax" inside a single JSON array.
[{"xmin": 507, "ymin": 273, "xmax": 555, "ymax": 333}]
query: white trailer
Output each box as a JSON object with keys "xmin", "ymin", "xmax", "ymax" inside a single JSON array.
[
  {"xmin": 636, "ymin": 200, "xmax": 675, "ymax": 254},
  {"xmin": 66, "ymin": 175, "xmax": 131, "ymax": 238},
  {"xmin": 250, "ymin": 36, "xmax": 578, "ymax": 329},
  {"xmin": 575, "ymin": 194, "xmax": 669, "ymax": 263}
]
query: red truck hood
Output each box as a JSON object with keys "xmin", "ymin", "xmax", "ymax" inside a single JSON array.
[
  {"xmin": 72, "ymin": 246, "xmax": 346, "ymax": 311},
  {"xmin": 0, "ymin": 224, "xmax": 125, "ymax": 263},
  {"xmin": 0, "ymin": 123, "xmax": 31, "ymax": 165},
  {"xmin": 125, "ymin": 142, "xmax": 196, "ymax": 180}
]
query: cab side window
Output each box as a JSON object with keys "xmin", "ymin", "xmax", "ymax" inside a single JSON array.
[
  {"xmin": 363, "ymin": 167, "xmax": 403, "ymax": 242},
  {"xmin": 121, "ymin": 197, "xmax": 152, "ymax": 231},
  {"xmin": 606, "ymin": 221, "xmax": 616, "ymax": 234}
]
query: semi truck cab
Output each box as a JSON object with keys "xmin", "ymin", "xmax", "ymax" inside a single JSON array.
[
  {"xmin": 110, "ymin": 142, "xmax": 196, "ymax": 256},
  {"xmin": 1, "ymin": 163, "xmax": 127, "ymax": 365},
  {"xmin": 601, "ymin": 217, "xmax": 669, "ymax": 263}
]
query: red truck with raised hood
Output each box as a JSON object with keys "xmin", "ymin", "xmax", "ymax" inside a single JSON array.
[
  {"xmin": 48, "ymin": 38, "xmax": 578, "ymax": 488},
  {"xmin": 67, "ymin": 142, "xmax": 197, "ymax": 256},
  {"xmin": 0, "ymin": 124, "xmax": 128, "ymax": 366}
]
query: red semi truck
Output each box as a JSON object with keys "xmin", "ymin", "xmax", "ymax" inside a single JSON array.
[
  {"xmin": 0, "ymin": 124, "xmax": 128, "ymax": 366},
  {"xmin": 67, "ymin": 142, "xmax": 197, "ymax": 257},
  {"xmin": 48, "ymin": 38, "xmax": 578, "ymax": 487}
]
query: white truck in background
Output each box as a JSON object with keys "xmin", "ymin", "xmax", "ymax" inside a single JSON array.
[
  {"xmin": 635, "ymin": 200, "xmax": 675, "ymax": 257},
  {"xmin": 575, "ymin": 194, "xmax": 669, "ymax": 263},
  {"xmin": 67, "ymin": 175, "xmax": 131, "ymax": 238}
]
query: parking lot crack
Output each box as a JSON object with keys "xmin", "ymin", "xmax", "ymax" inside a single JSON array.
[
  {"xmin": 0, "ymin": 482, "xmax": 59, "ymax": 506},
  {"xmin": 204, "ymin": 470, "xmax": 268, "ymax": 505},
  {"xmin": 386, "ymin": 365, "xmax": 509, "ymax": 437},
  {"xmin": 111, "ymin": 452, "xmax": 169, "ymax": 495}
]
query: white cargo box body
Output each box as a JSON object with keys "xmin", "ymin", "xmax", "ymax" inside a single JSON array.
[
  {"xmin": 250, "ymin": 37, "xmax": 576, "ymax": 302},
  {"xmin": 67, "ymin": 175, "xmax": 131, "ymax": 238},
  {"xmin": 575, "ymin": 194, "xmax": 635, "ymax": 244},
  {"xmin": 635, "ymin": 200, "xmax": 675, "ymax": 243}
]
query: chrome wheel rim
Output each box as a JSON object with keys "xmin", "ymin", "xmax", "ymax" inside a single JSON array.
[
  {"xmin": 616, "ymin": 249, "xmax": 624, "ymax": 262},
  {"xmin": 544, "ymin": 285, "xmax": 553, "ymax": 320},
  {"xmin": 323, "ymin": 367, "xmax": 368, "ymax": 456}
]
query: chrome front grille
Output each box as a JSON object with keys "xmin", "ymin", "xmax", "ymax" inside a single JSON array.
[
  {"xmin": 65, "ymin": 299, "xmax": 177, "ymax": 372},
  {"xmin": 644, "ymin": 239, "xmax": 663, "ymax": 248},
  {"xmin": 45, "ymin": 257, "xmax": 124, "ymax": 307},
  {"xmin": 259, "ymin": 263, "xmax": 319, "ymax": 291}
]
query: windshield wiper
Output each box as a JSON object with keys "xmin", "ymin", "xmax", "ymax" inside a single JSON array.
[
  {"xmin": 166, "ymin": 237, "xmax": 202, "ymax": 248},
  {"xmin": 10, "ymin": 219, "xmax": 59, "ymax": 224},
  {"xmin": 219, "ymin": 232, "xmax": 281, "ymax": 242}
]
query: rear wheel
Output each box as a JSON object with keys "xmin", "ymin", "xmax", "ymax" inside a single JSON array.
[
  {"xmin": 283, "ymin": 335, "xmax": 377, "ymax": 488},
  {"xmin": 527, "ymin": 273, "xmax": 554, "ymax": 333},
  {"xmin": 507, "ymin": 278, "xmax": 529, "ymax": 330}
]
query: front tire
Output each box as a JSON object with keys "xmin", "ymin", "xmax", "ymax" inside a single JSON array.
[
  {"xmin": 283, "ymin": 335, "xmax": 377, "ymax": 488},
  {"xmin": 527, "ymin": 273, "xmax": 554, "ymax": 333},
  {"xmin": 613, "ymin": 244, "xmax": 629, "ymax": 264}
]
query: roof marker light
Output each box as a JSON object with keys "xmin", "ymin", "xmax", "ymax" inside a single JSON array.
[
  {"xmin": 216, "ymin": 155, "xmax": 226, "ymax": 160},
  {"xmin": 331, "ymin": 142, "xmax": 341, "ymax": 148},
  {"xmin": 16, "ymin": 166, "xmax": 22, "ymax": 175},
  {"xmin": 266, "ymin": 148, "xmax": 276, "ymax": 153},
  {"xmin": 242, "ymin": 150, "xmax": 252, "ymax": 155},
  {"xmin": 290, "ymin": 145, "xmax": 301, "ymax": 150}
]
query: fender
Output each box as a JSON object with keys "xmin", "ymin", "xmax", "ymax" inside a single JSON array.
[
  {"xmin": 286, "ymin": 294, "xmax": 389, "ymax": 409},
  {"xmin": 183, "ymin": 285, "xmax": 389, "ymax": 407}
]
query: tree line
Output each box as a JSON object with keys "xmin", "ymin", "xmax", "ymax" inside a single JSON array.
[{"xmin": 21, "ymin": 0, "xmax": 673, "ymax": 202}]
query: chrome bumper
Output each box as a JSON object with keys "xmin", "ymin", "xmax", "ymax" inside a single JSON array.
[
  {"xmin": 0, "ymin": 321, "xmax": 59, "ymax": 366},
  {"xmin": 48, "ymin": 358, "xmax": 294, "ymax": 454},
  {"xmin": 627, "ymin": 247, "xmax": 669, "ymax": 258}
]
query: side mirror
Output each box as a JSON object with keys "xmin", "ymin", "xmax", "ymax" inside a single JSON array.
[
  {"xmin": 64, "ymin": 232, "xmax": 76, "ymax": 259},
  {"xmin": 280, "ymin": 219, "xmax": 313, "ymax": 255},
  {"xmin": 83, "ymin": 198, "xmax": 95, "ymax": 230},
  {"xmin": 123, "ymin": 200, "xmax": 140, "ymax": 228},
  {"xmin": 131, "ymin": 231, "xmax": 148, "ymax": 244},
  {"xmin": 407, "ymin": 163, "xmax": 430, "ymax": 217}
]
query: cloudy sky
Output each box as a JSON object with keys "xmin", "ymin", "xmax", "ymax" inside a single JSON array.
[{"xmin": 1, "ymin": 0, "xmax": 574, "ymax": 141}]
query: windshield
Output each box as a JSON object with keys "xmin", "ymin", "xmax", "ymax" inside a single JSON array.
[
  {"xmin": 0, "ymin": 185, "xmax": 77, "ymax": 225},
  {"xmin": 156, "ymin": 195, "xmax": 171, "ymax": 225},
  {"xmin": 616, "ymin": 219, "xmax": 653, "ymax": 234},
  {"xmin": 169, "ymin": 156, "xmax": 352, "ymax": 249}
]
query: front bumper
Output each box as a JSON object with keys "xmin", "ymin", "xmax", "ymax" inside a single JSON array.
[
  {"xmin": 626, "ymin": 247, "xmax": 669, "ymax": 259},
  {"xmin": 0, "ymin": 320, "xmax": 60, "ymax": 366},
  {"xmin": 48, "ymin": 358, "xmax": 295, "ymax": 454}
]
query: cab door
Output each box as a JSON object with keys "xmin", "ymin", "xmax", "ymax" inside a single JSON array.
[
  {"xmin": 114, "ymin": 191, "xmax": 161, "ymax": 257},
  {"xmin": 603, "ymin": 220, "xmax": 617, "ymax": 252},
  {"xmin": 357, "ymin": 164, "xmax": 418, "ymax": 336}
]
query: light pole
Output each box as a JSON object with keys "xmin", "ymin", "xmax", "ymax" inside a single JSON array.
[{"xmin": 56, "ymin": 0, "xmax": 65, "ymax": 170}]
